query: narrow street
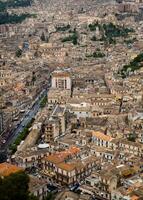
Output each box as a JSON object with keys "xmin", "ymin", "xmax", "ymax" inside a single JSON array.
[{"xmin": 0, "ymin": 88, "xmax": 48, "ymax": 159}]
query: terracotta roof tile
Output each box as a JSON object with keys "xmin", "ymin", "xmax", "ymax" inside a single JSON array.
[
  {"xmin": 44, "ymin": 146, "xmax": 80, "ymax": 164},
  {"xmin": 56, "ymin": 163, "xmax": 76, "ymax": 172},
  {"xmin": 92, "ymin": 131, "xmax": 112, "ymax": 142},
  {"xmin": 0, "ymin": 163, "xmax": 23, "ymax": 177}
]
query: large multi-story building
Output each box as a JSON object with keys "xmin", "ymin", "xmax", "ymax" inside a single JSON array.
[
  {"xmin": 44, "ymin": 105, "xmax": 66, "ymax": 142},
  {"xmin": 48, "ymin": 70, "xmax": 72, "ymax": 105},
  {"xmin": 51, "ymin": 70, "xmax": 72, "ymax": 90}
]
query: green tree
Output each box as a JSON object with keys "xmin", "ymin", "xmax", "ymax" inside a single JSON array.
[
  {"xmin": 0, "ymin": 171, "xmax": 29, "ymax": 200},
  {"xmin": 56, "ymin": 24, "xmax": 70, "ymax": 32},
  {"xmin": 44, "ymin": 193, "xmax": 55, "ymax": 200},
  {"xmin": 61, "ymin": 32, "xmax": 78, "ymax": 45},
  {"xmin": 91, "ymin": 36, "xmax": 97, "ymax": 41},
  {"xmin": 28, "ymin": 194, "xmax": 39, "ymax": 200},
  {"xmin": 40, "ymin": 95, "xmax": 47, "ymax": 108},
  {"xmin": 120, "ymin": 52, "xmax": 143, "ymax": 78},
  {"xmin": 46, "ymin": 37, "xmax": 49, "ymax": 43},
  {"xmin": 0, "ymin": 13, "xmax": 34, "ymax": 25},
  {"xmin": 15, "ymin": 48, "xmax": 22, "ymax": 57},
  {"xmin": 128, "ymin": 133, "xmax": 137, "ymax": 142},
  {"xmin": 40, "ymin": 32, "xmax": 46, "ymax": 41},
  {"xmin": 0, "ymin": 0, "xmax": 33, "ymax": 12},
  {"xmin": 9, "ymin": 118, "xmax": 35, "ymax": 154},
  {"xmin": 0, "ymin": 171, "xmax": 38, "ymax": 200}
]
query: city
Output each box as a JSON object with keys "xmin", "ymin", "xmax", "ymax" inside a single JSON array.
[{"xmin": 0, "ymin": 0, "xmax": 143, "ymax": 200}]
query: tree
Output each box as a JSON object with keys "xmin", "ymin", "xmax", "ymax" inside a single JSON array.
[
  {"xmin": 32, "ymin": 72, "xmax": 36, "ymax": 85},
  {"xmin": 46, "ymin": 37, "xmax": 49, "ymax": 43},
  {"xmin": 9, "ymin": 118, "xmax": 35, "ymax": 154},
  {"xmin": 16, "ymin": 48, "xmax": 22, "ymax": 57},
  {"xmin": 28, "ymin": 194, "xmax": 39, "ymax": 200},
  {"xmin": 128, "ymin": 133, "xmax": 137, "ymax": 142},
  {"xmin": 0, "ymin": 171, "xmax": 29, "ymax": 200},
  {"xmin": 40, "ymin": 32, "xmax": 46, "ymax": 41},
  {"xmin": 91, "ymin": 35, "xmax": 97, "ymax": 41},
  {"xmin": 0, "ymin": 12, "xmax": 34, "ymax": 25},
  {"xmin": 44, "ymin": 193, "xmax": 55, "ymax": 200},
  {"xmin": 40, "ymin": 95, "xmax": 47, "ymax": 108},
  {"xmin": 0, "ymin": 171, "xmax": 38, "ymax": 200}
]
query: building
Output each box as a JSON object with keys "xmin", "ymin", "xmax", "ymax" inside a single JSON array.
[
  {"xmin": 18, "ymin": 123, "xmax": 42, "ymax": 152},
  {"xmin": 0, "ymin": 163, "xmax": 48, "ymax": 199},
  {"xmin": 48, "ymin": 89, "xmax": 71, "ymax": 105},
  {"xmin": 48, "ymin": 70, "xmax": 72, "ymax": 105},
  {"xmin": 29, "ymin": 176, "xmax": 48, "ymax": 200},
  {"xmin": 92, "ymin": 131, "xmax": 113, "ymax": 148},
  {"xmin": 55, "ymin": 156, "xmax": 96, "ymax": 185},
  {"xmin": 44, "ymin": 119, "xmax": 60, "ymax": 143},
  {"xmin": 51, "ymin": 70, "xmax": 72, "ymax": 90},
  {"xmin": 44, "ymin": 105, "xmax": 66, "ymax": 142},
  {"xmin": 0, "ymin": 162, "xmax": 23, "ymax": 178},
  {"xmin": 14, "ymin": 147, "xmax": 50, "ymax": 168}
]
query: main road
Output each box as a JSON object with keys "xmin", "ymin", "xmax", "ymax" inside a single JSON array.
[{"xmin": 0, "ymin": 88, "xmax": 48, "ymax": 156}]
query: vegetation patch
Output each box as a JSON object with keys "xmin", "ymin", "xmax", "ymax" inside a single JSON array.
[
  {"xmin": 124, "ymin": 37, "xmax": 137, "ymax": 45},
  {"xmin": 40, "ymin": 95, "xmax": 47, "ymax": 108},
  {"xmin": 89, "ymin": 22, "xmax": 134, "ymax": 45},
  {"xmin": 61, "ymin": 32, "xmax": 78, "ymax": 45},
  {"xmin": 0, "ymin": 13, "xmax": 36, "ymax": 25},
  {"xmin": 9, "ymin": 118, "xmax": 35, "ymax": 154},
  {"xmin": 120, "ymin": 53, "xmax": 143, "ymax": 78},
  {"xmin": 56, "ymin": 24, "xmax": 70, "ymax": 32},
  {"xmin": 86, "ymin": 49, "xmax": 105, "ymax": 58},
  {"xmin": 103, "ymin": 23, "xmax": 134, "ymax": 38},
  {"xmin": 0, "ymin": 0, "xmax": 32, "ymax": 12}
]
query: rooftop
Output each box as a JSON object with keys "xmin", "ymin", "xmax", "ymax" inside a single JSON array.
[
  {"xmin": 43, "ymin": 146, "xmax": 80, "ymax": 164},
  {"xmin": 0, "ymin": 163, "xmax": 23, "ymax": 177},
  {"xmin": 92, "ymin": 131, "xmax": 113, "ymax": 142}
]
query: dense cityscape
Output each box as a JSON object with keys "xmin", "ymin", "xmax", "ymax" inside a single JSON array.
[{"xmin": 0, "ymin": 0, "xmax": 143, "ymax": 200}]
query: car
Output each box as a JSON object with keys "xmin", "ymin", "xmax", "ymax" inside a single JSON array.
[
  {"xmin": 58, "ymin": 188, "xmax": 62, "ymax": 192},
  {"xmin": 15, "ymin": 124, "xmax": 18, "ymax": 128},
  {"xmin": 17, "ymin": 121, "xmax": 21, "ymax": 126},
  {"xmin": 80, "ymin": 180, "xmax": 85, "ymax": 185},
  {"xmin": 25, "ymin": 111, "xmax": 29, "ymax": 117},
  {"xmin": 20, "ymin": 117, "xmax": 24, "ymax": 122},
  {"xmin": 47, "ymin": 184, "xmax": 58, "ymax": 193},
  {"xmin": 2, "ymin": 139, "xmax": 6, "ymax": 144},
  {"xmin": 69, "ymin": 183, "xmax": 80, "ymax": 191}
]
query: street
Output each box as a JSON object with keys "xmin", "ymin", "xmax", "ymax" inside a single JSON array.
[{"xmin": 0, "ymin": 88, "xmax": 48, "ymax": 154}]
